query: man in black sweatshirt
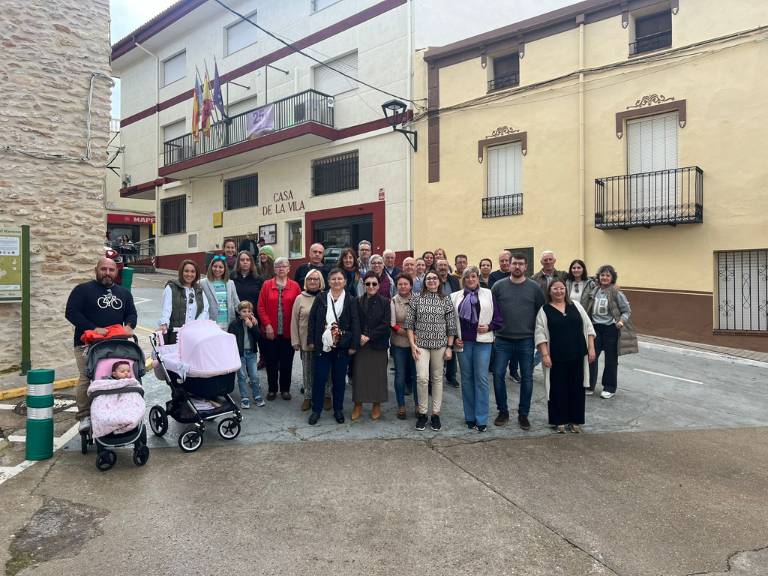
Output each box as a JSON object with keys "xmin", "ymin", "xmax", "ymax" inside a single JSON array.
[{"xmin": 65, "ymin": 257, "xmax": 138, "ymax": 431}]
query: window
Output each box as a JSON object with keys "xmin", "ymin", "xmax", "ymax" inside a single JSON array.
[
  {"xmin": 716, "ymin": 250, "xmax": 768, "ymax": 333},
  {"xmin": 162, "ymin": 51, "xmax": 186, "ymax": 86},
  {"xmin": 489, "ymin": 53, "xmax": 519, "ymax": 91},
  {"xmin": 224, "ymin": 174, "xmax": 258, "ymax": 210},
  {"xmin": 313, "ymin": 51, "xmax": 357, "ymax": 96},
  {"xmin": 163, "ymin": 120, "xmax": 186, "ymax": 144},
  {"xmin": 312, "ymin": 151, "xmax": 358, "ymax": 196},
  {"xmin": 226, "ymin": 12, "xmax": 257, "ymax": 55},
  {"xmin": 631, "ymin": 10, "xmax": 672, "ymax": 55},
  {"xmin": 312, "ymin": 0, "xmax": 342, "ymax": 12},
  {"xmin": 161, "ymin": 195, "xmax": 186, "ymax": 235},
  {"xmin": 288, "ymin": 221, "xmax": 303, "ymax": 259},
  {"xmin": 483, "ymin": 142, "xmax": 523, "ymax": 217}
]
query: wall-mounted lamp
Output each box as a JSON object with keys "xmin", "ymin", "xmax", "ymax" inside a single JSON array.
[{"xmin": 381, "ymin": 99, "xmax": 417, "ymax": 152}]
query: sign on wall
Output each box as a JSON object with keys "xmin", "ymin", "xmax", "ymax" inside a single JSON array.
[
  {"xmin": 0, "ymin": 226, "xmax": 22, "ymax": 303},
  {"xmin": 259, "ymin": 224, "xmax": 277, "ymax": 245}
]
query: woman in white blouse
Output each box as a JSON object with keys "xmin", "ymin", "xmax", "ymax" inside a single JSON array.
[{"xmin": 159, "ymin": 259, "xmax": 209, "ymax": 344}]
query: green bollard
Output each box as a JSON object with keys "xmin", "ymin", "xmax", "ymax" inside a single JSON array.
[
  {"xmin": 121, "ymin": 266, "xmax": 134, "ymax": 292},
  {"xmin": 26, "ymin": 369, "xmax": 55, "ymax": 461}
]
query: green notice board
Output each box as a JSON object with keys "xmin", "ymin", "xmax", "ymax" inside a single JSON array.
[{"xmin": 0, "ymin": 226, "xmax": 22, "ymax": 302}]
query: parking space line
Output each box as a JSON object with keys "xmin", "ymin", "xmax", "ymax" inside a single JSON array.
[{"xmin": 633, "ymin": 368, "xmax": 703, "ymax": 385}]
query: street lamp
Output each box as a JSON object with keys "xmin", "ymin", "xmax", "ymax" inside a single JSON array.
[{"xmin": 381, "ymin": 99, "xmax": 417, "ymax": 152}]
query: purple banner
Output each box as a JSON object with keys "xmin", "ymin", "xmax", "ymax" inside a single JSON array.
[{"xmin": 246, "ymin": 104, "xmax": 275, "ymax": 138}]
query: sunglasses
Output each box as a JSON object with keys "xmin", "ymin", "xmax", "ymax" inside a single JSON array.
[
  {"xmin": 365, "ymin": 282, "xmax": 379, "ymax": 287},
  {"xmin": 212, "ymin": 255, "xmax": 226, "ymax": 262},
  {"xmin": 188, "ymin": 294, "xmax": 195, "ymax": 305}
]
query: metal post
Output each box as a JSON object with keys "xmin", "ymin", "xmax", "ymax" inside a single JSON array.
[
  {"xmin": 20, "ymin": 224, "xmax": 31, "ymax": 375},
  {"xmin": 25, "ymin": 368, "xmax": 55, "ymax": 460}
]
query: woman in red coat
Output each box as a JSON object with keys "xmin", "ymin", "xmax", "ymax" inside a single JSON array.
[{"xmin": 257, "ymin": 257, "xmax": 302, "ymax": 400}]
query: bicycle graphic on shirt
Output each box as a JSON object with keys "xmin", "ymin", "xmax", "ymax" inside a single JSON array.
[{"xmin": 97, "ymin": 289, "xmax": 123, "ymax": 310}]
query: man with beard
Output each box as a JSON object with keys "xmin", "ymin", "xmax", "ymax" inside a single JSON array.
[{"xmin": 65, "ymin": 257, "xmax": 138, "ymax": 432}]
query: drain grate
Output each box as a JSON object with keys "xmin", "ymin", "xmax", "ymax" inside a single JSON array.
[{"xmin": 13, "ymin": 394, "xmax": 77, "ymax": 416}]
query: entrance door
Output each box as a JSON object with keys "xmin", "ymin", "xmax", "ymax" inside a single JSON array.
[{"xmin": 312, "ymin": 214, "xmax": 373, "ymax": 252}]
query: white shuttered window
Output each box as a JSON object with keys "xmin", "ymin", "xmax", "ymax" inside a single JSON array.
[
  {"xmin": 162, "ymin": 51, "xmax": 186, "ymax": 86},
  {"xmin": 313, "ymin": 52, "xmax": 357, "ymax": 96},
  {"xmin": 163, "ymin": 120, "xmax": 186, "ymax": 143},
  {"xmin": 226, "ymin": 14, "xmax": 257, "ymax": 55},
  {"xmin": 627, "ymin": 112, "xmax": 678, "ymax": 217},
  {"xmin": 487, "ymin": 142, "xmax": 522, "ymax": 198}
]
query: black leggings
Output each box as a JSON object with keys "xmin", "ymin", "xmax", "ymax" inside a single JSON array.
[
  {"xmin": 589, "ymin": 323, "xmax": 619, "ymax": 392},
  {"xmin": 260, "ymin": 336, "xmax": 295, "ymax": 393}
]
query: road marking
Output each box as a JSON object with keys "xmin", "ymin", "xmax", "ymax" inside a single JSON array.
[
  {"xmin": 0, "ymin": 422, "xmax": 81, "ymax": 486},
  {"xmin": 133, "ymin": 297, "xmax": 151, "ymax": 305},
  {"xmin": 135, "ymin": 325, "xmax": 155, "ymax": 334},
  {"xmin": 0, "ymin": 404, "xmax": 16, "ymax": 410},
  {"xmin": 639, "ymin": 341, "xmax": 768, "ymax": 368},
  {"xmin": 633, "ymin": 368, "xmax": 703, "ymax": 385}
]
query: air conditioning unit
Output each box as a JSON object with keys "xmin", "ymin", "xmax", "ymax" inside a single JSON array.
[{"xmin": 188, "ymin": 233, "xmax": 198, "ymax": 249}]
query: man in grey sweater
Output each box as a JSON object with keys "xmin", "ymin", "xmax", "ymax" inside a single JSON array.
[{"xmin": 491, "ymin": 253, "xmax": 545, "ymax": 429}]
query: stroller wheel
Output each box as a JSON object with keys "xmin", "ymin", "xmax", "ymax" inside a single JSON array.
[
  {"xmin": 149, "ymin": 406, "xmax": 168, "ymax": 437},
  {"xmin": 133, "ymin": 445, "xmax": 150, "ymax": 467},
  {"xmin": 96, "ymin": 450, "xmax": 117, "ymax": 471},
  {"xmin": 178, "ymin": 429, "xmax": 204, "ymax": 453},
  {"xmin": 80, "ymin": 433, "xmax": 89, "ymax": 455},
  {"xmin": 218, "ymin": 417, "xmax": 241, "ymax": 440}
]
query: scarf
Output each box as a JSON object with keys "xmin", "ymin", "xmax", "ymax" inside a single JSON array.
[
  {"xmin": 305, "ymin": 288, "xmax": 321, "ymax": 296},
  {"xmin": 322, "ymin": 290, "xmax": 346, "ymax": 352},
  {"xmin": 458, "ymin": 287, "xmax": 480, "ymax": 325}
]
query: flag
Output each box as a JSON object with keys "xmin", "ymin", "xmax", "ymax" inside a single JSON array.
[
  {"xmin": 246, "ymin": 104, "xmax": 275, "ymax": 138},
  {"xmin": 201, "ymin": 70, "xmax": 214, "ymax": 136},
  {"xmin": 192, "ymin": 76, "xmax": 201, "ymax": 141},
  {"xmin": 213, "ymin": 61, "xmax": 226, "ymax": 119}
]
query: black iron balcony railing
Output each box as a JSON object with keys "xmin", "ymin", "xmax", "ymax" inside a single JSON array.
[
  {"xmin": 164, "ymin": 89, "xmax": 334, "ymax": 166},
  {"xmin": 488, "ymin": 72, "xmax": 519, "ymax": 91},
  {"xmin": 629, "ymin": 30, "xmax": 672, "ymax": 55},
  {"xmin": 482, "ymin": 193, "xmax": 523, "ymax": 218},
  {"xmin": 595, "ymin": 166, "xmax": 703, "ymax": 229}
]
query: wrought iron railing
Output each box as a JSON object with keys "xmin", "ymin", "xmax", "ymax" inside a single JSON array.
[
  {"xmin": 488, "ymin": 72, "xmax": 519, "ymax": 91},
  {"xmin": 163, "ymin": 89, "xmax": 335, "ymax": 166},
  {"xmin": 482, "ymin": 193, "xmax": 523, "ymax": 218},
  {"xmin": 629, "ymin": 30, "xmax": 672, "ymax": 55},
  {"xmin": 594, "ymin": 166, "xmax": 703, "ymax": 229}
]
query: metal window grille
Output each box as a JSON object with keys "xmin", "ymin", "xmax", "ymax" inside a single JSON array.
[
  {"xmin": 312, "ymin": 151, "xmax": 358, "ymax": 196},
  {"xmin": 630, "ymin": 11, "xmax": 672, "ymax": 55},
  {"xmin": 161, "ymin": 195, "xmax": 186, "ymax": 235},
  {"xmin": 715, "ymin": 250, "xmax": 768, "ymax": 333},
  {"xmin": 482, "ymin": 194, "xmax": 524, "ymax": 218},
  {"xmin": 224, "ymin": 174, "xmax": 258, "ymax": 210}
]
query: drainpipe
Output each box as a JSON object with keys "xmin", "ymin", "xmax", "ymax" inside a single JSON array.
[
  {"xmin": 134, "ymin": 41, "xmax": 161, "ymax": 256},
  {"xmin": 577, "ymin": 16, "xmax": 586, "ymax": 258},
  {"xmin": 405, "ymin": 0, "xmax": 413, "ymax": 253}
]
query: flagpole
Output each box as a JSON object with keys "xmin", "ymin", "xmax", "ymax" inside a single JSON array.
[{"xmin": 204, "ymin": 59, "xmax": 220, "ymax": 124}]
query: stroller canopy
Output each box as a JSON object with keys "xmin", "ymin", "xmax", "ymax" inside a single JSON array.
[{"xmin": 177, "ymin": 319, "xmax": 241, "ymax": 377}]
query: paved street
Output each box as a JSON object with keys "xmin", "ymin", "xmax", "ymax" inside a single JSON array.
[{"xmin": 1, "ymin": 273, "xmax": 767, "ymax": 575}]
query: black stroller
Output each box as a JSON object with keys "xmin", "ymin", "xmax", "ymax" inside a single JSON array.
[
  {"xmin": 149, "ymin": 329, "xmax": 242, "ymax": 453},
  {"xmin": 81, "ymin": 336, "xmax": 149, "ymax": 471}
]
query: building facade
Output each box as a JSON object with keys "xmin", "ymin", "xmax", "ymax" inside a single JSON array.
[
  {"xmin": 414, "ymin": 0, "xmax": 768, "ymax": 351},
  {"xmin": 113, "ymin": 0, "xmax": 414, "ymax": 271}
]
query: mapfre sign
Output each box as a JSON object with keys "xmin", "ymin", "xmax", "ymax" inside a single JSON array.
[{"xmin": 107, "ymin": 213, "xmax": 156, "ymax": 225}]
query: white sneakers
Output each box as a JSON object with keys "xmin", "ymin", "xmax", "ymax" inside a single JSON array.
[
  {"xmin": 600, "ymin": 391, "xmax": 615, "ymax": 399},
  {"xmin": 78, "ymin": 416, "xmax": 91, "ymax": 432}
]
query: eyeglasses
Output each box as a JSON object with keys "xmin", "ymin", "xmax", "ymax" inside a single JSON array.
[
  {"xmin": 365, "ymin": 282, "xmax": 378, "ymax": 287},
  {"xmin": 212, "ymin": 255, "xmax": 226, "ymax": 261}
]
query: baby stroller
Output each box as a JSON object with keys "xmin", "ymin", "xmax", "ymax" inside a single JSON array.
[
  {"xmin": 149, "ymin": 319, "xmax": 243, "ymax": 453},
  {"xmin": 81, "ymin": 336, "xmax": 149, "ymax": 471}
]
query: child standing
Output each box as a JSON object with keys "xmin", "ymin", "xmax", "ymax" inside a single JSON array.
[{"xmin": 228, "ymin": 300, "xmax": 265, "ymax": 409}]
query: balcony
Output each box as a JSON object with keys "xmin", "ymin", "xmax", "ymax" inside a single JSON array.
[
  {"xmin": 629, "ymin": 30, "xmax": 672, "ymax": 55},
  {"xmin": 594, "ymin": 166, "xmax": 703, "ymax": 230},
  {"xmin": 482, "ymin": 193, "xmax": 523, "ymax": 218},
  {"xmin": 160, "ymin": 89, "xmax": 335, "ymax": 178},
  {"xmin": 488, "ymin": 72, "xmax": 519, "ymax": 92}
]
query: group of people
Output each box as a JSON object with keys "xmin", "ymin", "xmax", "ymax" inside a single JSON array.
[{"xmin": 66, "ymin": 240, "xmax": 636, "ymax": 436}]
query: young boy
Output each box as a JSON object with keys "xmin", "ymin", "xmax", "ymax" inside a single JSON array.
[
  {"xmin": 111, "ymin": 360, "xmax": 132, "ymax": 380},
  {"xmin": 228, "ymin": 300, "xmax": 265, "ymax": 408}
]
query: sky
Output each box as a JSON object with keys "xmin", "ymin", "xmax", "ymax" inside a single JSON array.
[{"xmin": 109, "ymin": 0, "xmax": 575, "ymax": 118}]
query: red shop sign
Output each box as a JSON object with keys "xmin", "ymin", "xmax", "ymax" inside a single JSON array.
[{"xmin": 107, "ymin": 213, "xmax": 156, "ymax": 225}]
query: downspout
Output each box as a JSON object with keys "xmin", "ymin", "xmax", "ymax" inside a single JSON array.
[
  {"xmin": 134, "ymin": 40, "xmax": 161, "ymax": 256},
  {"xmin": 577, "ymin": 16, "xmax": 586, "ymax": 258},
  {"xmin": 405, "ymin": 0, "xmax": 413, "ymax": 252}
]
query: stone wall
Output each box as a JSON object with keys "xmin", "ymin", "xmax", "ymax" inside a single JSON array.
[{"xmin": 0, "ymin": 0, "xmax": 112, "ymax": 373}]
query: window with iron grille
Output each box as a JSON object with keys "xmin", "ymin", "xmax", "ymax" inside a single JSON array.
[
  {"xmin": 161, "ymin": 195, "xmax": 186, "ymax": 235},
  {"xmin": 489, "ymin": 53, "xmax": 519, "ymax": 91},
  {"xmin": 312, "ymin": 151, "xmax": 358, "ymax": 196},
  {"xmin": 715, "ymin": 250, "xmax": 768, "ymax": 333},
  {"xmin": 631, "ymin": 10, "xmax": 672, "ymax": 55},
  {"xmin": 224, "ymin": 174, "xmax": 258, "ymax": 210}
]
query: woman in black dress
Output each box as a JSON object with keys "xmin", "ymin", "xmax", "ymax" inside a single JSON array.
[{"xmin": 534, "ymin": 279, "xmax": 596, "ymax": 433}]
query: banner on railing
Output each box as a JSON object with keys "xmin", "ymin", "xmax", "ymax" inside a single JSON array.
[{"xmin": 246, "ymin": 104, "xmax": 275, "ymax": 138}]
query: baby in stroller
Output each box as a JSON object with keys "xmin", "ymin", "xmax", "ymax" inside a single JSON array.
[
  {"xmin": 82, "ymin": 337, "xmax": 149, "ymax": 471},
  {"xmin": 149, "ymin": 319, "xmax": 243, "ymax": 453}
]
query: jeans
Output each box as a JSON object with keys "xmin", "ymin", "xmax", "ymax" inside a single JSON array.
[
  {"xmin": 458, "ymin": 341, "xmax": 492, "ymax": 426},
  {"xmin": 392, "ymin": 345, "xmax": 417, "ymax": 408},
  {"xmin": 237, "ymin": 349, "xmax": 263, "ymax": 402},
  {"xmin": 493, "ymin": 336, "xmax": 535, "ymax": 416},
  {"xmin": 589, "ymin": 323, "xmax": 619, "ymax": 392},
  {"xmin": 312, "ymin": 348, "xmax": 350, "ymax": 414}
]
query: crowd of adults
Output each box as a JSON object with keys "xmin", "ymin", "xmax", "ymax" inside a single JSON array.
[{"xmin": 66, "ymin": 238, "xmax": 637, "ymax": 434}]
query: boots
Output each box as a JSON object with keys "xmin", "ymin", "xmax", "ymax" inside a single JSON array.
[
  {"xmin": 371, "ymin": 403, "xmax": 381, "ymax": 420},
  {"xmin": 351, "ymin": 402, "xmax": 363, "ymax": 421}
]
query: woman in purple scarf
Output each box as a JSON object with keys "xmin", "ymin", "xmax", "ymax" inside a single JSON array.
[{"xmin": 450, "ymin": 266, "xmax": 503, "ymax": 432}]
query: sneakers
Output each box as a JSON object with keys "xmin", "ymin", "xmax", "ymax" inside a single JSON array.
[
  {"xmin": 494, "ymin": 410, "xmax": 510, "ymax": 426},
  {"xmin": 569, "ymin": 424, "xmax": 582, "ymax": 434},
  {"xmin": 281, "ymin": 392, "xmax": 292, "ymax": 401},
  {"xmin": 554, "ymin": 424, "xmax": 566, "ymax": 434},
  {"xmin": 445, "ymin": 379, "xmax": 460, "ymax": 389},
  {"xmin": 518, "ymin": 414, "xmax": 531, "ymax": 431},
  {"xmin": 510, "ymin": 370, "xmax": 521, "ymax": 383},
  {"xmin": 78, "ymin": 416, "xmax": 91, "ymax": 433},
  {"xmin": 415, "ymin": 413, "xmax": 428, "ymax": 431},
  {"xmin": 585, "ymin": 388, "xmax": 595, "ymax": 396},
  {"xmin": 266, "ymin": 392, "xmax": 277, "ymax": 401},
  {"xmin": 308, "ymin": 412, "xmax": 320, "ymax": 425},
  {"xmin": 476, "ymin": 424, "xmax": 487, "ymax": 433},
  {"xmin": 254, "ymin": 398, "xmax": 266, "ymax": 407},
  {"xmin": 430, "ymin": 414, "xmax": 442, "ymax": 431},
  {"xmin": 240, "ymin": 398, "xmax": 251, "ymax": 409},
  {"xmin": 466, "ymin": 421, "xmax": 476, "ymax": 430},
  {"xmin": 600, "ymin": 391, "xmax": 615, "ymax": 399}
]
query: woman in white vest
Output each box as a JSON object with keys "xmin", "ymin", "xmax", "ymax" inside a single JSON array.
[{"xmin": 451, "ymin": 266, "xmax": 504, "ymax": 433}]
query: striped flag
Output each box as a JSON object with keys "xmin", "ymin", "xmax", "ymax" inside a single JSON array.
[
  {"xmin": 213, "ymin": 61, "xmax": 226, "ymax": 119},
  {"xmin": 192, "ymin": 76, "xmax": 202, "ymax": 140},
  {"xmin": 201, "ymin": 70, "xmax": 214, "ymax": 136}
]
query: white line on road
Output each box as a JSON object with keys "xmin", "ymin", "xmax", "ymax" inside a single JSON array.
[
  {"xmin": 633, "ymin": 368, "xmax": 703, "ymax": 385},
  {"xmin": 0, "ymin": 422, "xmax": 80, "ymax": 486},
  {"xmin": 133, "ymin": 297, "xmax": 151, "ymax": 305}
]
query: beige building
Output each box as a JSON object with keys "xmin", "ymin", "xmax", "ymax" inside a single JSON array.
[
  {"xmin": 414, "ymin": 0, "xmax": 768, "ymax": 351},
  {"xmin": 0, "ymin": 0, "xmax": 112, "ymax": 371}
]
